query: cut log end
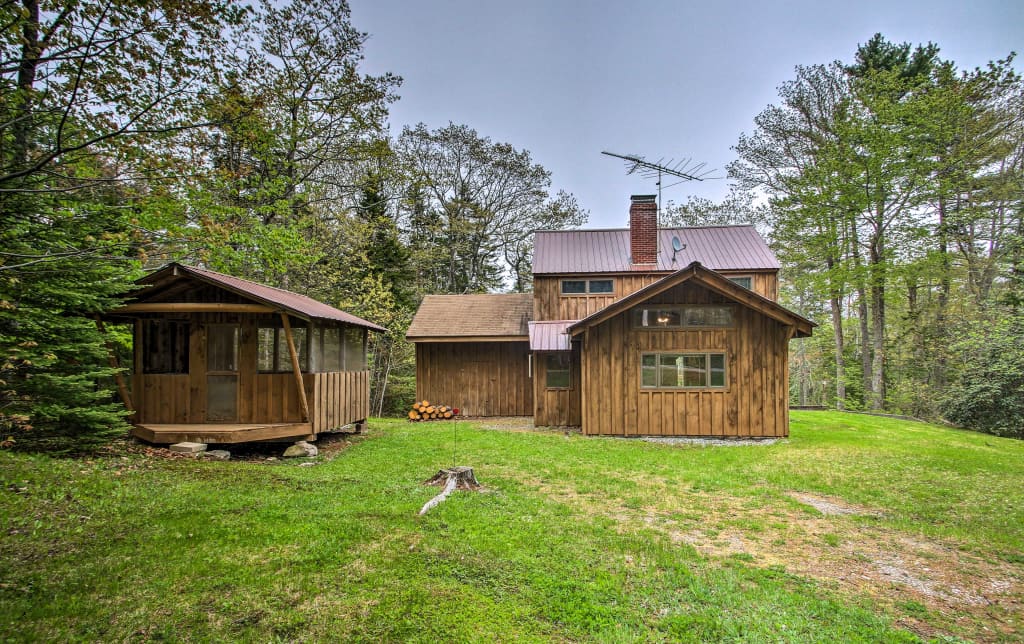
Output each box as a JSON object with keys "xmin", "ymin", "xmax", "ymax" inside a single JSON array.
[
  {"xmin": 424, "ymin": 466, "xmax": 480, "ymax": 490},
  {"xmin": 418, "ymin": 467, "xmax": 481, "ymax": 515}
]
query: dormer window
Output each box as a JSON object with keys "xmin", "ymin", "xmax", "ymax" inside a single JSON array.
[{"xmin": 561, "ymin": 279, "xmax": 614, "ymax": 295}]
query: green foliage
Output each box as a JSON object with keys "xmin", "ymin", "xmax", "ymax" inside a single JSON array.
[
  {"xmin": 0, "ymin": 1, "xmax": 241, "ymax": 451},
  {"xmin": 942, "ymin": 311, "xmax": 1024, "ymax": 438},
  {"xmin": 734, "ymin": 34, "xmax": 1023, "ymax": 424},
  {"xmin": 398, "ymin": 122, "xmax": 586, "ymax": 294},
  {"xmin": 1, "ymin": 412, "xmax": 1022, "ymax": 640},
  {"xmin": 0, "ymin": 196, "xmax": 139, "ymax": 452}
]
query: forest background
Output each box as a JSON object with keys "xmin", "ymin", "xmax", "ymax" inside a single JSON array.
[{"xmin": 0, "ymin": 0, "xmax": 1020, "ymax": 451}]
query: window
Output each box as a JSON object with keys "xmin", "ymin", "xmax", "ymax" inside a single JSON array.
[
  {"xmin": 142, "ymin": 320, "xmax": 190, "ymax": 374},
  {"xmin": 545, "ymin": 353, "xmax": 571, "ymax": 388},
  {"xmin": 632, "ymin": 305, "xmax": 733, "ymax": 328},
  {"xmin": 728, "ymin": 276, "xmax": 753, "ymax": 290},
  {"xmin": 257, "ymin": 327, "xmax": 277, "ymax": 371},
  {"xmin": 343, "ymin": 327, "xmax": 365, "ymax": 371},
  {"xmin": 257, "ymin": 324, "xmax": 308, "ymax": 372},
  {"xmin": 206, "ymin": 325, "xmax": 238, "ymax": 372},
  {"xmin": 588, "ymin": 279, "xmax": 613, "ymax": 293},
  {"xmin": 322, "ymin": 327, "xmax": 342, "ymax": 371},
  {"xmin": 561, "ymin": 280, "xmax": 586, "ymax": 294},
  {"xmin": 641, "ymin": 352, "xmax": 726, "ymax": 389},
  {"xmin": 561, "ymin": 279, "xmax": 615, "ymax": 295}
]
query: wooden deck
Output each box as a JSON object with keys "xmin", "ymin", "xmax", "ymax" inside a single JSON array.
[{"xmin": 133, "ymin": 422, "xmax": 315, "ymax": 445}]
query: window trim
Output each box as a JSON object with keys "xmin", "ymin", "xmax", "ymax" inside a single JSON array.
[
  {"xmin": 631, "ymin": 305, "xmax": 735, "ymax": 330},
  {"xmin": 726, "ymin": 275, "xmax": 753, "ymax": 290},
  {"xmin": 544, "ymin": 352, "xmax": 572, "ymax": 390},
  {"xmin": 640, "ymin": 351, "xmax": 728, "ymax": 390},
  {"xmin": 560, "ymin": 278, "xmax": 615, "ymax": 296}
]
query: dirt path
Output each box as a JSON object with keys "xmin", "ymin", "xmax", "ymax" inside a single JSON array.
[{"xmin": 491, "ymin": 466, "xmax": 1023, "ymax": 642}]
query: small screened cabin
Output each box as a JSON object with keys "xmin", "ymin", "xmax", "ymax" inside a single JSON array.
[{"xmin": 106, "ymin": 263, "xmax": 385, "ymax": 444}]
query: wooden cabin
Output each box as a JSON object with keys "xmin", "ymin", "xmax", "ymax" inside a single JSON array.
[
  {"xmin": 105, "ymin": 263, "xmax": 385, "ymax": 444},
  {"xmin": 408, "ymin": 195, "xmax": 815, "ymax": 437}
]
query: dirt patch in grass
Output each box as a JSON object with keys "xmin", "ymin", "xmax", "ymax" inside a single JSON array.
[
  {"xmin": 788, "ymin": 492, "xmax": 880, "ymax": 517},
  {"xmin": 498, "ymin": 468, "xmax": 1023, "ymax": 642},
  {"xmin": 472, "ymin": 417, "xmax": 581, "ymax": 434}
]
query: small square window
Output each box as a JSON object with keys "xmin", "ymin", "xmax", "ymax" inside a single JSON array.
[
  {"xmin": 545, "ymin": 353, "xmax": 571, "ymax": 388},
  {"xmin": 728, "ymin": 276, "xmax": 753, "ymax": 290}
]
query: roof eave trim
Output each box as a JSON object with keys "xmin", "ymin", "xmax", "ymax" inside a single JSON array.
[
  {"xmin": 567, "ymin": 262, "xmax": 815, "ymax": 336},
  {"xmin": 403, "ymin": 335, "xmax": 528, "ymax": 341}
]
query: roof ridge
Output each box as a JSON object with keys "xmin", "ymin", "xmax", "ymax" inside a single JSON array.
[
  {"xmin": 534, "ymin": 224, "xmax": 756, "ymax": 233},
  {"xmin": 185, "ymin": 264, "xmax": 323, "ymax": 303},
  {"xmin": 423, "ymin": 292, "xmax": 532, "ymax": 298}
]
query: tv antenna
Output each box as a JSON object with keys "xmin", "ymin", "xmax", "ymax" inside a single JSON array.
[{"xmin": 602, "ymin": 150, "xmax": 718, "ymax": 215}]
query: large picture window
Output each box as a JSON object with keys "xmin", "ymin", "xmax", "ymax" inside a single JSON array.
[
  {"xmin": 632, "ymin": 305, "xmax": 733, "ymax": 328},
  {"xmin": 561, "ymin": 279, "xmax": 614, "ymax": 295},
  {"xmin": 641, "ymin": 352, "xmax": 726, "ymax": 389},
  {"xmin": 545, "ymin": 353, "xmax": 571, "ymax": 388}
]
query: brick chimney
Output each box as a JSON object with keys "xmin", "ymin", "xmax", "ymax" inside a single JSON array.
[{"xmin": 629, "ymin": 194, "xmax": 658, "ymax": 265}]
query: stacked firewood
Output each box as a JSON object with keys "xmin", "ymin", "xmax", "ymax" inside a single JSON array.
[{"xmin": 408, "ymin": 400, "xmax": 459, "ymax": 421}]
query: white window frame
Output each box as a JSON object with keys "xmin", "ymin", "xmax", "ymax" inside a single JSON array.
[{"xmin": 640, "ymin": 351, "xmax": 728, "ymax": 390}]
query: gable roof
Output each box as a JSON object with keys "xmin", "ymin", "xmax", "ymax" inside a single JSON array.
[
  {"xmin": 532, "ymin": 225, "xmax": 779, "ymax": 274},
  {"xmin": 567, "ymin": 262, "xmax": 815, "ymax": 338},
  {"xmin": 127, "ymin": 263, "xmax": 386, "ymax": 331},
  {"xmin": 528, "ymin": 320, "xmax": 576, "ymax": 351},
  {"xmin": 407, "ymin": 293, "xmax": 533, "ymax": 341}
]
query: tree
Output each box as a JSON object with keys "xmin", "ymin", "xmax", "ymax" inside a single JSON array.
[
  {"xmin": 180, "ymin": 0, "xmax": 400, "ymax": 284},
  {"xmin": 0, "ymin": 0, "xmax": 242, "ymax": 450},
  {"xmin": 397, "ymin": 122, "xmax": 585, "ymax": 293},
  {"xmin": 731, "ymin": 62, "xmax": 858, "ymax": 408}
]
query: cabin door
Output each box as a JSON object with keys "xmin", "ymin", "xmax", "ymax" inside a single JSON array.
[{"xmin": 206, "ymin": 324, "xmax": 239, "ymax": 421}]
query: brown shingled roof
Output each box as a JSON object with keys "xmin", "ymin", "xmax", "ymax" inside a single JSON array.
[
  {"xmin": 133, "ymin": 263, "xmax": 386, "ymax": 331},
  {"xmin": 532, "ymin": 226, "xmax": 779, "ymax": 274},
  {"xmin": 407, "ymin": 294, "xmax": 533, "ymax": 340}
]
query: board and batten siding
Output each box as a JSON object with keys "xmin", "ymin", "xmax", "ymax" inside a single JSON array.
[
  {"xmin": 533, "ymin": 350, "xmax": 582, "ymax": 427},
  {"xmin": 415, "ymin": 341, "xmax": 533, "ymax": 416},
  {"xmin": 579, "ymin": 281, "xmax": 790, "ymax": 437},
  {"xmin": 132, "ymin": 313, "xmax": 369, "ymax": 432},
  {"xmin": 534, "ymin": 271, "xmax": 778, "ymax": 321}
]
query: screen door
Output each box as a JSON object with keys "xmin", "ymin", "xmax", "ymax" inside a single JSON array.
[{"xmin": 206, "ymin": 324, "xmax": 239, "ymax": 421}]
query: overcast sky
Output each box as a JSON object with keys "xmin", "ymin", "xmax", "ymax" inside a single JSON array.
[{"xmin": 349, "ymin": 0, "xmax": 1022, "ymax": 228}]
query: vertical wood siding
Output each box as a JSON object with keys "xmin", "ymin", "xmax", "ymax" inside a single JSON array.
[
  {"xmin": 534, "ymin": 271, "xmax": 778, "ymax": 320},
  {"xmin": 533, "ymin": 350, "xmax": 582, "ymax": 426},
  {"xmin": 415, "ymin": 341, "xmax": 533, "ymax": 416},
  {"xmin": 580, "ymin": 281, "xmax": 791, "ymax": 437},
  {"xmin": 133, "ymin": 312, "xmax": 370, "ymax": 431}
]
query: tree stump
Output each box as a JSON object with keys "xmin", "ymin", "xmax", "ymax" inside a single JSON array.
[{"xmin": 419, "ymin": 467, "xmax": 480, "ymax": 515}]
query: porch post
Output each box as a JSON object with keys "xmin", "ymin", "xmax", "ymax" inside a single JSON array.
[{"xmin": 280, "ymin": 313, "xmax": 311, "ymax": 422}]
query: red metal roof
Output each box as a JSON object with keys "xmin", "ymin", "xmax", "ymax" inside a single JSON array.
[
  {"xmin": 137, "ymin": 264, "xmax": 386, "ymax": 331},
  {"xmin": 532, "ymin": 226, "xmax": 779, "ymax": 274},
  {"xmin": 528, "ymin": 320, "xmax": 576, "ymax": 351}
]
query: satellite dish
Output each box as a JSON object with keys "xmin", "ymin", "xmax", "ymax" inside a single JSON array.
[{"xmin": 671, "ymin": 236, "xmax": 686, "ymax": 264}]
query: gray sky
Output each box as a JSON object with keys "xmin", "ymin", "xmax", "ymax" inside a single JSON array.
[{"xmin": 350, "ymin": 0, "xmax": 1022, "ymax": 228}]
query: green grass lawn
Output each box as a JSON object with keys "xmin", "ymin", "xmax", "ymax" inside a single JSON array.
[{"xmin": 1, "ymin": 412, "xmax": 1022, "ymax": 642}]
